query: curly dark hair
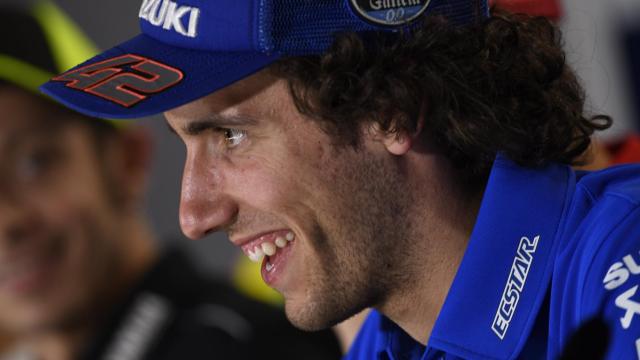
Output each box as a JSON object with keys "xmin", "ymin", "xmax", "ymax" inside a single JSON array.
[{"xmin": 273, "ymin": 11, "xmax": 611, "ymax": 185}]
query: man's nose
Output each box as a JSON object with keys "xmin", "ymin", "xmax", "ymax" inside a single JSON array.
[
  {"xmin": 0, "ymin": 192, "xmax": 33, "ymax": 250},
  {"xmin": 179, "ymin": 156, "xmax": 238, "ymax": 240}
]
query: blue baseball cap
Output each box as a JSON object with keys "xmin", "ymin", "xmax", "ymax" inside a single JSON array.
[{"xmin": 41, "ymin": 0, "xmax": 489, "ymax": 119}]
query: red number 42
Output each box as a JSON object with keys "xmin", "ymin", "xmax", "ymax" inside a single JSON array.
[{"xmin": 53, "ymin": 54, "xmax": 184, "ymax": 108}]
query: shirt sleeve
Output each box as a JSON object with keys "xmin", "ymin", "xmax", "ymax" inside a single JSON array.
[{"xmin": 581, "ymin": 203, "xmax": 640, "ymax": 360}]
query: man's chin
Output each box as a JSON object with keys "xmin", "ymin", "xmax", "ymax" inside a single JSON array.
[
  {"xmin": 283, "ymin": 299, "xmax": 357, "ymax": 331},
  {"xmin": 2, "ymin": 312, "xmax": 62, "ymax": 336}
]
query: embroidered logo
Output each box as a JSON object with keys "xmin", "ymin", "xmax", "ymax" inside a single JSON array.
[
  {"xmin": 615, "ymin": 285, "xmax": 640, "ymax": 330},
  {"xmin": 491, "ymin": 235, "xmax": 540, "ymax": 340},
  {"xmin": 603, "ymin": 249, "xmax": 640, "ymax": 333},
  {"xmin": 603, "ymin": 250, "xmax": 640, "ymax": 291},
  {"xmin": 349, "ymin": 0, "xmax": 431, "ymax": 26},
  {"xmin": 139, "ymin": 0, "xmax": 201, "ymax": 38}
]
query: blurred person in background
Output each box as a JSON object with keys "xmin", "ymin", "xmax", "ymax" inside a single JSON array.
[{"xmin": 0, "ymin": 2, "xmax": 341, "ymax": 359}]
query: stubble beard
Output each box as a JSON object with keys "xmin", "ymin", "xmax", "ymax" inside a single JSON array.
[{"xmin": 284, "ymin": 147, "xmax": 413, "ymax": 331}]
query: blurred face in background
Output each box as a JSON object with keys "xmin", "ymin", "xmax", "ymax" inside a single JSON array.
[{"xmin": 0, "ymin": 85, "xmax": 140, "ymax": 335}]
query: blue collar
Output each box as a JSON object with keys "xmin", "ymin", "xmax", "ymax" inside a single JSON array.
[{"xmin": 427, "ymin": 155, "xmax": 575, "ymax": 359}]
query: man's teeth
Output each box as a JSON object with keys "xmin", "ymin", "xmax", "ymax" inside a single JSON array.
[
  {"xmin": 265, "ymin": 261, "xmax": 274, "ymax": 272},
  {"xmin": 275, "ymin": 237, "xmax": 286, "ymax": 248},
  {"xmin": 262, "ymin": 242, "xmax": 276, "ymax": 256},
  {"xmin": 247, "ymin": 232, "xmax": 295, "ymax": 263},
  {"xmin": 249, "ymin": 247, "xmax": 264, "ymax": 262}
]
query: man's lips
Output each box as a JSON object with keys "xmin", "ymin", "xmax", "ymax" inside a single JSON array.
[
  {"xmin": 261, "ymin": 239, "xmax": 294, "ymax": 286},
  {"xmin": 0, "ymin": 249, "xmax": 58, "ymax": 295},
  {"xmin": 0, "ymin": 235, "xmax": 64, "ymax": 296},
  {"xmin": 234, "ymin": 230, "xmax": 297, "ymax": 287}
]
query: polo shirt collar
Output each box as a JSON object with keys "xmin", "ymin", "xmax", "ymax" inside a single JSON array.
[{"xmin": 427, "ymin": 155, "xmax": 575, "ymax": 359}]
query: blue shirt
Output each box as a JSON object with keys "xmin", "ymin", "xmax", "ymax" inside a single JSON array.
[{"xmin": 346, "ymin": 155, "xmax": 640, "ymax": 360}]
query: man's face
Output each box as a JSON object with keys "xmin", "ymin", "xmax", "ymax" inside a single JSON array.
[
  {"xmin": 0, "ymin": 87, "xmax": 129, "ymax": 334},
  {"xmin": 166, "ymin": 70, "xmax": 414, "ymax": 330}
]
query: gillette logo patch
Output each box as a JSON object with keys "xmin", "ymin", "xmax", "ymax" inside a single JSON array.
[
  {"xmin": 350, "ymin": 0, "xmax": 431, "ymax": 26},
  {"xmin": 139, "ymin": 0, "xmax": 200, "ymax": 38},
  {"xmin": 491, "ymin": 235, "xmax": 540, "ymax": 340}
]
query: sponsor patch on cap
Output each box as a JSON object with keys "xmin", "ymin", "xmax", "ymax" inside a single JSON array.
[{"xmin": 349, "ymin": 0, "xmax": 432, "ymax": 26}]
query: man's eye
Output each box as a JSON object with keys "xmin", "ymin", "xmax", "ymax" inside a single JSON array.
[
  {"xmin": 17, "ymin": 149, "xmax": 60, "ymax": 181},
  {"xmin": 222, "ymin": 128, "xmax": 247, "ymax": 148}
]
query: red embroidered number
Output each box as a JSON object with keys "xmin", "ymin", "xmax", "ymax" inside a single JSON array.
[{"xmin": 53, "ymin": 54, "xmax": 183, "ymax": 107}]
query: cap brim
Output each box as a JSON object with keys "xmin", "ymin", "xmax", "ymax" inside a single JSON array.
[{"xmin": 40, "ymin": 34, "xmax": 281, "ymax": 119}]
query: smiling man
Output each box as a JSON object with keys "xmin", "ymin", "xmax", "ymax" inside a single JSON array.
[
  {"xmin": 167, "ymin": 70, "xmax": 420, "ymax": 333},
  {"xmin": 41, "ymin": 0, "xmax": 640, "ymax": 359}
]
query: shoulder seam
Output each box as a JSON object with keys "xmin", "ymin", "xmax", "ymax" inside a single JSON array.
[
  {"xmin": 579, "ymin": 203, "xmax": 640, "ymax": 316},
  {"xmin": 603, "ymin": 192, "xmax": 640, "ymax": 206},
  {"xmin": 576, "ymin": 182, "xmax": 640, "ymax": 206}
]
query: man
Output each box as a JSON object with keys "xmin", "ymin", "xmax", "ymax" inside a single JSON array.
[
  {"xmin": 0, "ymin": 2, "xmax": 341, "ymax": 359},
  {"xmin": 41, "ymin": 0, "xmax": 640, "ymax": 359}
]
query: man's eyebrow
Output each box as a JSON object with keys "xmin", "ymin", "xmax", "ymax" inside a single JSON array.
[
  {"xmin": 173, "ymin": 114, "xmax": 258, "ymax": 136},
  {"xmin": 1, "ymin": 125, "xmax": 62, "ymax": 153}
]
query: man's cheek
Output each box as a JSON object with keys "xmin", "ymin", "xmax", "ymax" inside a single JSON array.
[
  {"xmin": 36, "ymin": 197, "xmax": 85, "ymax": 228},
  {"xmin": 231, "ymin": 162, "xmax": 299, "ymax": 206},
  {"xmin": 36, "ymin": 197, "xmax": 103, "ymax": 258}
]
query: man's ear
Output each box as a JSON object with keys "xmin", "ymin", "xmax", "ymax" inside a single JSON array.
[
  {"xmin": 104, "ymin": 126, "xmax": 153, "ymax": 210},
  {"xmin": 382, "ymin": 130, "xmax": 412, "ymax": 155},
  {"xmin": 369, "ymin": 114, "xmax": 425, "ymax": 156}
]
